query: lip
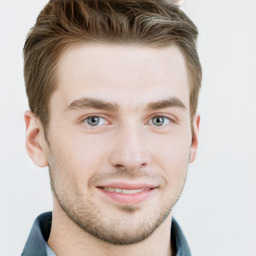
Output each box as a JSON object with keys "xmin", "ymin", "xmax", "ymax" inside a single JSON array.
[
  {"xmin": 96, "ymin": 183, "xmax": 157, "ymax": 204},
  {"xmin": 97, "ymin": 182, "xmax": 157, "ymax": 190}
]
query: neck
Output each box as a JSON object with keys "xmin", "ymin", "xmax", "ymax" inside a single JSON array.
[{"xmin": 48, "ymin": 202, "xmax": 174, "ymax": 256}]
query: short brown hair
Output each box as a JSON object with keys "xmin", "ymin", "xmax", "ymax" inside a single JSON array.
[{"xmin": 23, "ymin": 0, "xmax": 202, "ymax": 130}]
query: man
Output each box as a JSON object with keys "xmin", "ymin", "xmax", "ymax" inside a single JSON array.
[{"xmin": 22, "ymin": 0, "xmax": 201, "ymax": 255}]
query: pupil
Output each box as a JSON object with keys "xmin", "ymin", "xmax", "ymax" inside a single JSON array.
[
  {"xmin": 154, "ymin": 117, "xmax": 163, "ymax": 126},
  {"xmin": 89, "ymin": 117, "xmax": 99, "ymax": 126}
]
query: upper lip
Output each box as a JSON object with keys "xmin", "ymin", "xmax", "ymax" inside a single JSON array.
[{"xmin": 97, "ymin": 182, "xmax": 158, "ymax": 190}]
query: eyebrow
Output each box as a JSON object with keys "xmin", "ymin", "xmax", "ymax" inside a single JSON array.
[
  {"xmin": 66, "ymin": 98, "xmax": 119, "ymax": 112},
  {"xmin": 145, "ymin": 97, "xmax": 186, "ymax": 111},
  {"xmin": 66, "ymin": 97, "xmax": 186, "ymax": 112}
]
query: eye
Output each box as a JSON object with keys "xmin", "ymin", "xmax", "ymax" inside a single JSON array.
[
  {"xmin": 83, "ymin": 116, "xmax": 108, "ymax": 127},
  {"xmin": 149, "ymin": 116, "xmax": 171, "ymax": 127}
]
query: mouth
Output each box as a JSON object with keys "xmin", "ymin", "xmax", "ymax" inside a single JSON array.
[
  {"xmin": 96, "ymin": 183, "xmax": 157, "ymax": 204},
  {"xmin": 102, "ymin": 187, "xmax": 148, "ymax": 194}
]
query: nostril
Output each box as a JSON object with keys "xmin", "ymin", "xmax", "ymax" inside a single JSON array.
[{"xmin": 116, "ymin": 164, "xmax": 125, "ymax": 168}]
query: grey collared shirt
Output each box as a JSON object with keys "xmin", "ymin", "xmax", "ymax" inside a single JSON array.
[{"xmin": 21, "ymin": 212, "xmax": 191, "ymax": 256}]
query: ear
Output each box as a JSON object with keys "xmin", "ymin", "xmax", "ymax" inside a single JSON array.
[
  {"xmin": 189, "ymin": 113, "xmax": 200, "ymax": 163},
  {"xmin": 24, "ymin": 110, "xmax": 49, "ymax": 167}
]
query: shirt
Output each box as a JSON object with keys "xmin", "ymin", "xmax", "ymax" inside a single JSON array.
[{"xmin": 21, "ymin": 211, "xmax": 191, "ymax": 256}]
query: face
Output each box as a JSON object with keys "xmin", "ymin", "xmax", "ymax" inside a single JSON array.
[{"xmin": 28, "ymin": 43, "xmax": 199, "ymax": 245}]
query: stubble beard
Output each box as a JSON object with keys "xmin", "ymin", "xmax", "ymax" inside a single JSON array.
[{"xmin": 48, "ymin": 165, "xmax": 187, "ymax": 246}]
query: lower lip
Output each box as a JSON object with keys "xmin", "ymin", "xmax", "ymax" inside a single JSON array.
[{"xmin": 98, "ymin": 188, "xmax": 155, "ymax": 204}]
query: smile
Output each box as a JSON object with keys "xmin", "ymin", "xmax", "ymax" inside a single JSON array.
[
  {"xmin": 102, "ymin": 187, "xmax": 147, "ymax": 194},
  {"xmin": 97, "ymin": 183, "xmax": 157, "ymax": 204}
]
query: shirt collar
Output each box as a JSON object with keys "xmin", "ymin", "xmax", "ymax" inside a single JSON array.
[
  {"xmin": 22, "ymin": 211, "xmax": 191, "ymax": 256},
  {"xmin": 171, "ymin": 218, "xmax": 191, "ymax": 256}
]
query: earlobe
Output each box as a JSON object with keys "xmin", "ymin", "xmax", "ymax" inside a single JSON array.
[
  {"xmin": 189, "ymin": 114, "xmax": 200, "ymax": 163},
  {"xmin": 24, "ymin": 111, "xmax": 49, "ymax": 167}
]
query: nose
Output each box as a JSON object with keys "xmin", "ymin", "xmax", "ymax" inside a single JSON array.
[{"xmin": 108, "ymin": 125, "xmax": 151, "ymax": 172}]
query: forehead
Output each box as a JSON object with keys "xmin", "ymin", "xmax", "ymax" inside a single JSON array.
[{"xmin": 52, "ymin": 43, "xmax": 190, "ymax": 111}]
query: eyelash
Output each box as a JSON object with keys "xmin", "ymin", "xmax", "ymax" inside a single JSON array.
[
  {"xmin": 82, "ymin": 116, "xmax": 109, "ymax": 127},
  {"xmin": 81, "ymin": 115, "xmax": 174, "ymax": 128}
]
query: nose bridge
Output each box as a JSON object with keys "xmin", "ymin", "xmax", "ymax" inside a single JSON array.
[{"xmin": 109, "ymin": 121, "xmax": 151, "ymax": 170}]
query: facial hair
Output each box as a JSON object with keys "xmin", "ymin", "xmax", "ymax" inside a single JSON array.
[{"xmin": 49, "ymin": 163, "xmax": 187, "ymax": 245}]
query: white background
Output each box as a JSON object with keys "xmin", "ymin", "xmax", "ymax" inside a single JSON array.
[{"xmin": 0, "ymin": 0, "xmax": 255, "ymax": 255}]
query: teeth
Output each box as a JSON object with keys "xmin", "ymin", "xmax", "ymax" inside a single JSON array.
[{"xmin": 102, "ymin": 187, "xmax": 145, "ymax": 194}]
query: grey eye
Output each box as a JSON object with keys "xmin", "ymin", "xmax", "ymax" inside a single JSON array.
[
  {"xmin": 151, "ymin": 116, "xmax": 170, "ymax": 126},
  {"xmin": 152, "ymin": 117, "xmax": 164, "ymax": 126},
  {"xmin": 86, "ymin": 116, "xmax": 101, "ymax": 126}
]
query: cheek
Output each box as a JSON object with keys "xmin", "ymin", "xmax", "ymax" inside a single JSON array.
[
  {"xmin": 151, "ymin": 132, "xmax": 191, "ymax": 182},
  {"xmin": 48, "ymin": 132, "xmax": 109, "ymax": 188}
]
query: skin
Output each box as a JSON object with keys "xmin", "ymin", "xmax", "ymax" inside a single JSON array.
[{"xmin": 25, "ymin": 43, "xmax": 200, "ymax": 256}]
